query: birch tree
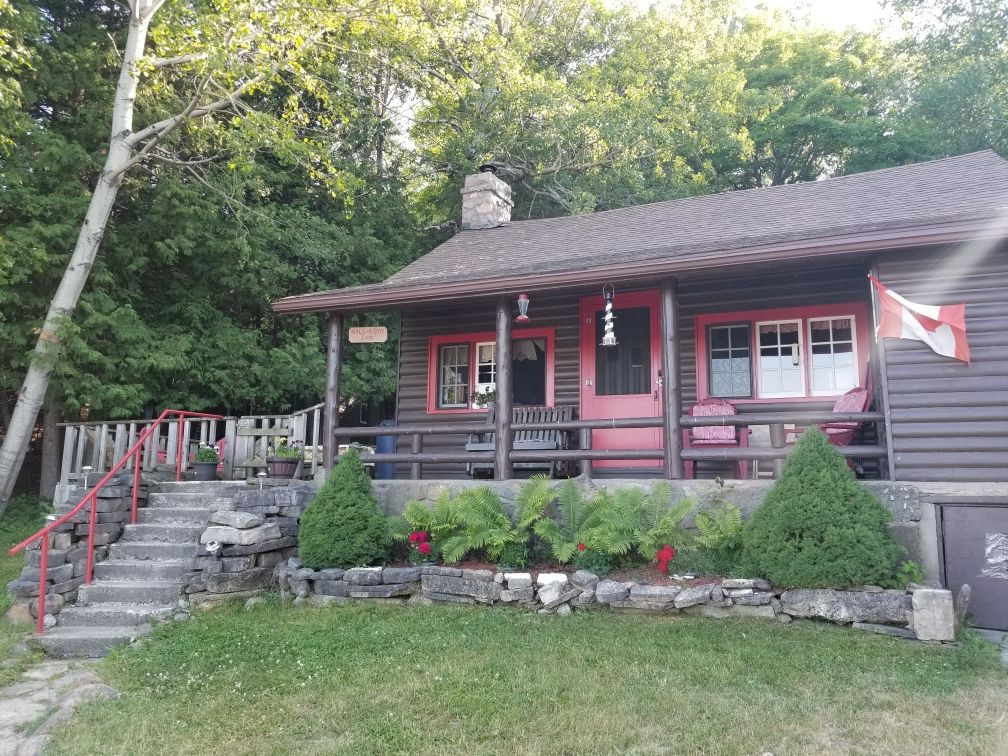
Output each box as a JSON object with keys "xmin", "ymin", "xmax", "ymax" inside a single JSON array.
[{"xmin": 0, "ymin": 0, "xmax": 423, "ymax": 510}]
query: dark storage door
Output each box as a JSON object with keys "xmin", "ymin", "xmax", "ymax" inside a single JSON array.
[{"xmin": 940, "ymin": 504, "xmax": 1008, "ymax": 631}]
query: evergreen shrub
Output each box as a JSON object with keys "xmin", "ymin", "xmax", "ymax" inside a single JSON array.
[
  {"xmin": 298, "ymin": 449, "xmax": 389, "ymax": 569},
  {"xmin": 740, "ymin": 429, "xmax": 905, "ymax": 588}
]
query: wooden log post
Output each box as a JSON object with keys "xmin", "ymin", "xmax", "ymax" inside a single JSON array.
[
  {"xmin": 494, "ymin": 296, "xmax": 514, "ymax": 480},
  {"xmin": 868, "ymin": 262, "xmax": 897, "ymax": 482},
  {"xmin": 323, "ymin": 312, "xmax": 343, "ymax": 471},
  {"xmin": 659, "ymin": 278, "xmax": 684, "ymax": 479}
]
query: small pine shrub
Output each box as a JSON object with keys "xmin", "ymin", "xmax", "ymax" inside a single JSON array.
[
  {"xmin": 298, "ymin": 449, "xmax": 390, "ymax": 569},
  {"xmin": 740, "ymin": 429, "xmax": 905, "ymax": 588}
]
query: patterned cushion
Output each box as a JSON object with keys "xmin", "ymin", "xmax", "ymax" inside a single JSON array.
[{"xmin": 690, "ymin": 398, "xmax": 737, "ymax": 444}]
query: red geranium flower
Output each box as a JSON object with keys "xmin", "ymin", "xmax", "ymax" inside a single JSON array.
[
  {"xmin": 418, "ymin": 531, "xmax": 428, "ymax": 543},
  {"xmin": 408, "ymin": 531, "xmax": 420, "ymax": 544},
  {"xmin": 577, "ymin": 542, "xmax": 586, "ymax": 552},
  {"xmin": 417, "ymin": 541, "xmax": 431, "ymax": 556},
  {"xmin": 656, "ymin": 544, "xmax": 677, "ymax": 574}
]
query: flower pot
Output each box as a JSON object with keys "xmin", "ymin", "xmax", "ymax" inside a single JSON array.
[
  {"xmin": 193, "ymin": 462, "xmax": 218, "ymax": 481},
  {"xmin": 266, "ymin": 457, "xmax": 299, "ymax": 478}
]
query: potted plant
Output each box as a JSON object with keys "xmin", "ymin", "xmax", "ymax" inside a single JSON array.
[
  {"xmin": 471, "ymin": 386, "xmax": 497, "ymax": 410},
  {"xmin": 267, "ymin": 437, "xmax": 303, "ymax": 478},
  {"xmin": 193, "ymin": 444, "xmax": 220, "ymax": 481}
]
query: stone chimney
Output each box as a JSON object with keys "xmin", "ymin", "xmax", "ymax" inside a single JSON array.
[{"xmin": 460, "ymin": 165, "xmax": 513, "ymax": 230}]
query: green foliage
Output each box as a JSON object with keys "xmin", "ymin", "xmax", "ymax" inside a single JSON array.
[
  {"xmin": 694, "ymin": 480, "xmax": 744, "ymax": 556},
  {"xmin": 298, "ymin": 450, "xmax": 389, "ymax": 569},
  {"xmin": 194, "ymin": 445, "xmax": 219, "ymax": 464},
  {"xmin": 530, "ymin": 480, "xmax": 622, "ymax": 563},
  {"xmin": 269, "ymin": 439, "xmax": 302, "ymax": 460},
  {"xmin": 895, "ymin": 560, "xmax": 926, "ymax": 587},
  {"xmin": 740, "ymin": 429, "xmax": 906, "ymax": 588},
  {"xmin": 388, "ymin": 493, "xmax": 460, "ymax": 563},
  {"xmin": 620, "ymin": 484, "xmax": 696, "ymax": 560},
  {"xmin": 437, "ymin": 487, "xmax": 525, "ymax": 564}
]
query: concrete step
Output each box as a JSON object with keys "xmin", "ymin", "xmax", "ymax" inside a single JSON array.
[
  {"xmin": 94, "ymin": 559, "xmax": 195, "ymax": 582},
  {"xmin": 78, "ymin": 580, "xmax": 184, "ymax": 605},
  {"xmin": 146, "ymin": 492, "xmax": 238, "ymax": 510},
  {"xmin": 34, "ymin": 625, "xmax": 151, "ymax": 659},
  {"xmin": 119, "ymin": 522, "xmax": 205, "ymax": 543},
  {"xmin": 110, "ymin": 541, "xmax": 201, "ymax": 561},
  {"xmin": 153, "ymin": 481, "xmax": 248, "ymax": 495},
  {"xmin": 58, "ymin": 602, "xmax": 176, "ymax": 628},
  {"xmin": 137, "ymin": 507, "xmax": 213, "ymax": 525}
]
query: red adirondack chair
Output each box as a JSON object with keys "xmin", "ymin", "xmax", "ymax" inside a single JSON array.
[
  {"xmin": 682, "ymin": 397, "xmax": 751, "ymax": 479},
  {"xmin": 786, "ymin": 386, "xmax": 872, "ymax": 446}
]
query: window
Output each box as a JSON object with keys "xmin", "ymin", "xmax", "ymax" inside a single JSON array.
[
  {"xmin": 695, "ymin": 303, "xmax": 869, "ymax": 403},
  {"xmin": 707, "ymin": 324, "xmax": 751, "ymax": 398},
  {"xmin": 594, "ymin": 306, "xmax": 651, "ymax": 396},
  {"xmin": 428, "ymin": 328, "xmax": 555, "ymax": 413},
  {"xmin": 808, "ymin": 316, "xmax": 857, "ymax": 395}
]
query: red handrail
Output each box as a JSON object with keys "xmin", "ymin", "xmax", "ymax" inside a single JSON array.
[{"xmin": 8, "ymin": 409, "xmax": 223, "ymax": 633}]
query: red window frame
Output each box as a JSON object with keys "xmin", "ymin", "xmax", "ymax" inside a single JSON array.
[
  {"xmin": 695, "ymin": 302, "xmax": 871, "ymax": 404},
  {"xmin": 427, "ymin": 327, "xmax": 556, "ymax": 414}
]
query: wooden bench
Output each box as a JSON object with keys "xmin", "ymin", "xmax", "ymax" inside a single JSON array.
[{"xmin": 465, "ymin": 405, "xmax": 575, "ymax": 478}]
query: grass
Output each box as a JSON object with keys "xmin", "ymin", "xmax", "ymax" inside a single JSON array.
[
  {"xmin": 0, "ymin": 495, "xmax": 49, "ymax": 685},
  {"xmin": 46, "ymin": 598, "xmax": 1008, "ymax": 755}
]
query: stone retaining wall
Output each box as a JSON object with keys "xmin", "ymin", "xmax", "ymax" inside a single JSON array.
[{"xmin": 274, "ymin": 561, "xmax": 959, "ymax": 643}]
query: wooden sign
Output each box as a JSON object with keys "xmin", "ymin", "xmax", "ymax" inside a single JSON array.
[{"xmin": 348, "ymin": 326, "xmax": 388, "ymax": 344}]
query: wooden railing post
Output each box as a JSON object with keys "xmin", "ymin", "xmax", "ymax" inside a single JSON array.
[
  {"xmin": 410, "ymin": 434, "xmax": 423, "ymax": 480},
  {"xmin": 494, "ymin": 296, "xmax": 514, "ymax": 480},
  {"xmin": 324, "ymin": 313, "xmax": 343, "ymax": 471},
  {"xmin": 578, "ymin": 427, "xmax": 592, "ymax": 479},
  {"xmin": 660, "ymin": 278, "xmax": 684, "ymax": 479}
]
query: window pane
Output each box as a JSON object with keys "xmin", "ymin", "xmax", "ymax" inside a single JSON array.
[
  {"xmin": 710, "ymin": 328, "xmax": 730, "ymax": 350},
  {"xmin": 812, "ymin": 367, "xmax": 834, "ymax": 392},
  {"xmin": 708, "ymin": 324, "xmax": 751, "ymax": 398},
  {"xmin": 513, "ymin": 338, "xmax": 546, "ymax": 405},
  {"xmin": 807, "ymin": 315, "xmax": 857, "ymax": 395},
  {"xmin": 437, "ymin": 343, "xmax": 470, "ymax": 408},
  {"xmin": 596, "ymin": 307, "xmax": 650, "ymax": 396}
]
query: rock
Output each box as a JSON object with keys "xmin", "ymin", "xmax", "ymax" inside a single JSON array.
[
  {"xmin": 540, "ymin": 586, "xmax": 580, "ymax": 610},
  {"xmin": 537, "ymin": 572, "xmax": 568, "ymax": 587},
  {"xmin": 628, "ymin": 584, "xmax": 681, "ymax": 611},
  {"xmin": 200, "ymin": 523, "xmax": 281, "ymax": 546},
  {"xmin": 419, "ymin": 565, "xmax": 461, "ymax": 577},
  {"xmin": 293, "ymin": 567, "xmax": 318, "ymax": 581},
  {"xmin": 688, "ymin": 604, "xmax": 776, "ymax": 620},
  {"xmin": 209, "ymin": 510, "xmax": 265, "ymax": 529},
  {"xmin": 595, "ymin": 580, "xmax": 631, "ymax": 605},
  {"xmin": 174, "ymin": 612, "xmax": 190, "ymax": 622},
  {"xmin": 421, "ymin": 574, "xmax": 501, "ymax": 603},
  {"xmin": 202, "ymin": 567, "xmax": 274, "ymax": 594},
  {"xmin": 911, "ymin": 588, "xmax": 955, "ymax": 641},
  {"xmin": 852, "ymin": 585, "xmax": 885, "ymax": 593},
  {"xmin": 318, "ymin": 568, "xmax": 346, "ymax": 580},
  {"xmin": 505, "ymin": 573, "xmax": 533, "ymax": 590},
  {"xmin": 407, "ymin": 594, "xmax": 434, "ymax": 607},
  {"xmin": 853, "ymin": 622, "xmax": 916, "ymax": 639},
  {"xmin": 257, "ymin": 551, "xmax": 285, "ymax": 569},
  {"xmin": 348, "ymin": 583, "xmax": 411, "ymax": 599},
  {"xmin": 556, "ymin": 604, "xmax": 573, "ymax": 616},
  {"xmin": 6, "ymin": 578, "xmax": 41, "ymax": 598},
  {"xmin": 30, "ymin": 593, "xmax": 64, "ymax": 619},
  {"xmin": 570, "ymin": 570, "xmax": 599, "ymax": 591},
  {"xmin": 734, "ymin": 591, "xmax": 774, "ymax": 606},
  {"xmin": 315, "ymin": 580, "xmax": 349, "ymax": 598},
  {"xmin": 342, "ymin": 567, "xmax": 383, "ymax": 585},
  {"xmin": 292, "ymin": 596, "xmax": 307, "ymax": 607},
  {"xmin": 500, "ymin": 587, "xmax": 535, "ymax": 603},
  {"xmin": 244, "ymin": 597, "xmax": 265, "ymax": 610},
  {"xmin": 42, "ymin": 613, "xmax": 57, "ymax": 630},
  {"xmin": 494, "ymin": 572, "xmax": 504, "ymax": 584},
  {"xmin": 776, "ymin": 613, "xmax": 793, "ymax": 624},
  {"xmin": 309, "ymin": 594, "xmax": 346, "ymax": 607},
  {"xmin": 721, "ymin": 578, "xmax": 772, "ymax": 591},
  {"xmin": 781, "ymin": 588, "xmax": 911, "ymax": 625},
  {"xmin": 221, "ymin": 536, "xmax": 297, "ymax": 556},
  {"xmin": 289, "ymin": 579, "xmax": 310, "ymax": 599},
  {"xmin": 383, "ymin": 567, "xmax": 420, "ymax": 584},
  {"xmin": 953, "ymin": 584, "xmax": 971, "ymax": 637},
  {"xmin": 461, "ymin": 569, "xmax": 494, "ymax": 582},
  {"xmin": 673, "ymin": 584, "xmax": 713, "ymax": 609},
  {"xmin": 287, "ymin": 557, "xmax": 302, "ymax": 569},
  {"xmin": 4, "ymin": 601, "xmax": 34, "ymax": 627},
  {"xmin": 222, "ymin": 556, "xmax": 256, "ymax": 573},
  {"xmin": 725, "ymin": 588, "xmax": 754, "ymax": 598},
  {"xmin": 425, "ymin": 591, "xmax": 475, "ymax": 604},
  {"xmin": 576, "ymin": 590, "xmax": 596, "ymax": 606},
  {"xmin": 905, "ymin": 582, "xmax": 925, "ymax": 593}
]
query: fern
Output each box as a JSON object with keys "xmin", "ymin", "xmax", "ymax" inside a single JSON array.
[
  {"xmin": 438, "ymin": 487, "xmax": 527, "ymax": 563},
  {"xmin": 514, "ymin": 474, "xmax": 554, "ymax": 530},
  {"xmin": 695, "ymin": 503, "xmax": 744, "ymax": 552},
  {"xmin": 628, "ymin": 483, "xmax": 696, "ymax": 559},
  {"xmin": 388, "ymin": 493, "xmax": 461, "ymax": 561}
]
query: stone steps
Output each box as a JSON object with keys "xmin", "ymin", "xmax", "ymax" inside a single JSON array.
[
  {"xmin": 93, "ymin": 559, "xmax": 195, "ymax": 582},
  {"xmin": 78, "ymin": 580, "xmax": 185, "ymax": 605},
  {"xmin": 145, "ymin": 492, "xmax": 237, "ymax": 510},
  {"xmin": 137, "ymin": 507, "xmax": 214, "ymax": 525},
  {"xmin": 110, "ymin": 541, "xmax": 201, "ymax": 561},
  {"xmin": 34, "ymin": 625, "xmax": 152, "ymax": 659},
  {"xmin": 58, "ymin": 602, "xmax": 176, "ymax": 628},
  {"xmin": 118, "ymin": 523, "xmax": 205, "ymax": 543}
]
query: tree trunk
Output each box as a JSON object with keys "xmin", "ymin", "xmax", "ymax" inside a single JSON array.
[
  {"xmin": 39, "ymin": 385, "xmax": 61, "ymax": 500},
  {"xmin": 0, "ymin": 8, "xmax": 152, "ymax": 513}
]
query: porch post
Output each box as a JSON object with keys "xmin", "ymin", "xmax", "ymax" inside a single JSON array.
[
  {"xmin": 494, "ymin": 296, "xmax": 514, "ymax": 480},
  {"xmin": 660, "ymin": 278, "xmax": 684, "ymax": 479},
  {"xmin": 323, "ymin": 312, "xmax": 343, "ymax": 471}
]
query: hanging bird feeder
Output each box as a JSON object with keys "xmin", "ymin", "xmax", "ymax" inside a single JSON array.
[
  {"xmin": 515, "ymin": 293, "xmax": 531, "ymax": 323},
  {"xmin": 600, "ymin": 283, "xmax": 618, "ymax": 347}
]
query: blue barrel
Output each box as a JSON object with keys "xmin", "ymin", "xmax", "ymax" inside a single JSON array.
[{"xmin": 375, "ymin": 419, "xmax": 396, "ymax": 479}]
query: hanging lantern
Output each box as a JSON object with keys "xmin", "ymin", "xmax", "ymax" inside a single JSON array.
[
  {"xmin": 515, "ymin": 293, "xmax": 531, "ymax": 323},
  {"xmin": 600, "ymin": 283, "xmax": 618, "ymax": 347}
]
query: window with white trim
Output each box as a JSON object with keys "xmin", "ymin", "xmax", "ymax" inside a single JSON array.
[
  {"xmin": 437, "ymin": 344, "xmax": 470, "ymax": 408},
  {"xmin": 757, "ymin": 320, "xmax": 806, "ymax": 398},
  {"xmin": 707, "ymin": 323, "xmax": 752, "ymax": 398},
  {"xmin": 808, "ymin": 316, "xmax": 857, "ymax": 395}
]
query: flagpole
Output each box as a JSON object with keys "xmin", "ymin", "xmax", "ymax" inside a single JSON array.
[{"xmin": 868, "ymin": 265, "xmax": 897, "ymax": 482}]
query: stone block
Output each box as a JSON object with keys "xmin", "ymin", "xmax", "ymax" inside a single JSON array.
[
  {"xmin": 256, "ymin": 551, "xmax": 285, "ymax": 569},
  {"xmin": 27, "ymin": 549, "xmax": 67, "ymax": 568},
  {"xmin": 293, "ymin": 567, "xmax": 318, "ymax": 581},
  {"xmin": 200, "ymin": 523, "xmax": 281, "ymax": 546},
  {"xmin": 576, "ymin": 590, "xmax": 596, "ymax": 605},
  {"xmin": 734, "ymin": 591, "xmax": 774, "ymax": 606},
  {"xmin": 628, "ymin": 584, "xmax": 681, "ymax": 611},
  {"xmin": 223, "ymin": 556, "xmax": 256, "ymax": 573},
  {"xmin": 50, "ymin": 576, "xmax": 85, "ymax": 594},
  {"xmin": 571, "ymin": 570, "xmax": 599, "ymax": 591},
  {"xmin": 290, "ymin": 580, "xmax": 310, "ymax": 598},
  {"xmin": 505, "ymin": 573, "xmax": 533, "ymax": 590},
  {"xmin": 541, "ymin": 587, "xmax": 580, "ymax": 610},
  {"xmin": 595, "ymin": 580, "xmax": 630, "ymax": 605},
  {"xmin": 71, "ymin": 560, "xmax": 87, "ymax": 578},
  {"xmin": 853, "ymin": 622, "xmax": 917, "ymax": 639},
  {"xmin": 349, "ymin": 583, "xmax": 411, "ymax": 599},
  {"xmin": 221, "ymin": 536, "xmax": 297, "ymax": 556},
  {"xmin": 419, "ymin": 565, "xmax": 462, "ymax": 577},
  {"xmin": 673, "ymin": 584, "xmax": 713, "ymax": 609},
  {"xmin": 500, "ymin": 587, "xmax": 535, "ymax": 603},
  {"xmin": 425, "ymin": 591, "xmax": 474, "ymax": 604},
  {"xmin": 536, "ymin": 572, "xmax": 567, "ymax": 587},
  {"xmin": 314, "ymin": 580, "xmax": 348, "ymax": 598},
  {"xmin": 722, "ymin": 578, "xmax": 772, "ymax": 591},
  {"xmin": 209, "ymin": 511, "xmax": 264, "ymax": 529},
  {"xmin": 953, "ymin": 584, "xmax": 971, "ymax": 637},
  {"xmin": 421, "ymin": 574, "xmax": 501, "ymax": 603},
  {"xmin": 781, "ymin": 588, "xmax": 911, "ymax": 625},
  {"xmin": 911, "ymin": 588, "xmax": 955, "ymax": 641},
  {"xmin": 344, "ymin": 567, "xmax": 383, "ymax": 585},
  {"xmin": 21, "ymin": 563, "xmax": 75, "ymax": 584},
  {"xmin": 203, "ymin": 567, "xmax": 274, "ymax": 594},
  {"xmin": 383, "ymin": 567, "xmax": 420, "ymax": 584},
  {"xmin": 461, "ymin": 569, "xmax": 494, "ymax": 582},
  {"xmin": 318, "ymin": 568, "xmax": 346, "ymax": 580}
]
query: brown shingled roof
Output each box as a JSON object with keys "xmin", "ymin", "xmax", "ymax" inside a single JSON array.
[{"xmin": 274, "ymin": 150, "xmax": 1008, "ymax": 314}]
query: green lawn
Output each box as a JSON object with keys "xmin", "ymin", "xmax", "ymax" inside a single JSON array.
[
  {"xmin": 0, "ymin": 495, "xmax": 48, "ymax": 684},
  {"xmin": 46, "ymin": 599, "xmax": 1008, "ymax": 755}
]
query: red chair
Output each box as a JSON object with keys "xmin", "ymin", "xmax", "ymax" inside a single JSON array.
[
  {"xmin": 682, "ymin": 397, "xmax": 751, "ymax": 479},
  {"xmin": 786, "ymin": 386, "xmax": 871, "ymax": 447}
]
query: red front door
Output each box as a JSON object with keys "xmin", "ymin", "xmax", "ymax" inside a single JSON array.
[{"xmin": 579, "ymin": 289, "xmax": 662, "ymax": 468}]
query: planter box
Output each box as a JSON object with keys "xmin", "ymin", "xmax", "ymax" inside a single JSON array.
[{"xmin": 266, "ymin": 457, "xmax": 299, "ymax": 478}]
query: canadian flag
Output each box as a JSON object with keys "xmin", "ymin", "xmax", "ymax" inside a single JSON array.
[{"xmin": 869, "ymin": 275, "xmax": 970, "ymax": 364}]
